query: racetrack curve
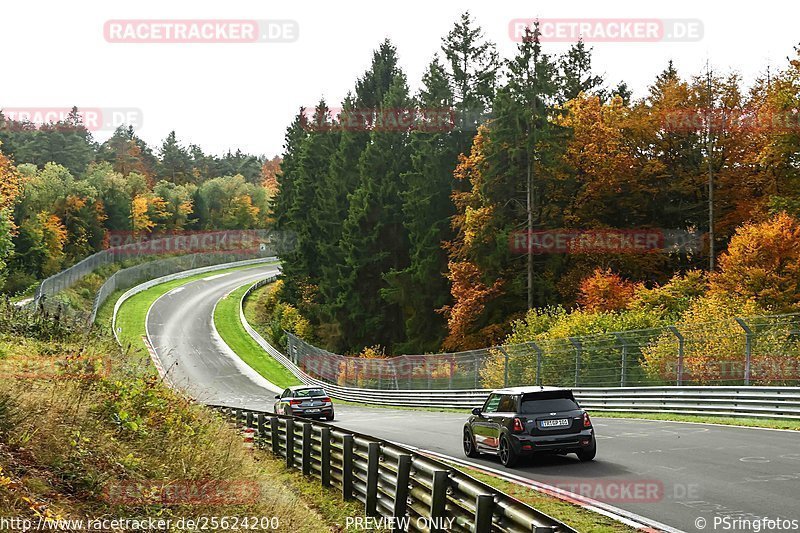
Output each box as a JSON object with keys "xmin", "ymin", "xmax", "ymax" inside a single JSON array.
[{"xmin": 145, "ymin": 266, "xmax": 800, "ymax": 533}]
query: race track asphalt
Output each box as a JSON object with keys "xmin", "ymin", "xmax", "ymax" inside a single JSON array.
[{"xmin": 145, "ymin": 266, "xmax": 800, "ymax": 533}]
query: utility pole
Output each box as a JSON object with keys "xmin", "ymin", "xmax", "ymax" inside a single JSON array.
[
  {"xmin": 706, "ymin": 62, "xmax": 715, "ymax": 271},
  {"xmin": 527, "ymin": 155, "xmax": 533, "ymax": 310},
  {"xmin": 527, "ymin": 32, "xmax": 537, "ymax": 311}
]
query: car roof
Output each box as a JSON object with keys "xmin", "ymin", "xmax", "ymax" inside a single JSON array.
[
  {"xmin": 491, "ymin": 386, "xmax": 570, "ymax": 395},
  {"xmin": 287, "ymin": 385, "xmax": 325, "ymax": 391}
]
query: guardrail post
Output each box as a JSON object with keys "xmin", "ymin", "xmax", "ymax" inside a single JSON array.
[
  {"xmin": 320, "ymin": 427, "xmax": 331, "ymax": 487},
  {"xmin": 614, "ymin": 333, "xmax": 628, "ymax": 387},
  {"xmin": 393, "ymin": 454, "xmax": 412, "ymax": 532},
  {"xmin": 257, "ymin": 413, "xmax": 266, "ymax": 438},
  {"xmin": 475, "ymin": 494, "xmax": 495, "ymax": 533},
  {"xmin": 270, "ymin": 417, "xmax": 280, "ymax": 456},
  {"xmin": 245, "ymin": 411, "xmax": 254, "ymax": 428},
  {"xmin": 448, "ymin": 357, "xmax": 455, "ymax": 389},
  {"xmin": 426, "ymin": 359, "xmax": 432, "ymax": 389},
  {"xmin": 499, "ymin": 347, "xmax": 510, "ymax": 387},
  {"xmin": 285, "ymin": 419, "xmax": 295, "ymax": 468},
  {"xmin": 301, "ymin": 423, "xmax": 312, "ymax": 476},
  {"xmin": 668, "ymin": 326, "xmax": 685, "ymax": 386},
  {"xmin": 735, "ymin": 318, "xmax": 753, "ymax": 385},
  {"xmin": 342, "ymin": 434, "xmax": 354, "ymax": 500},
  {"xmin": 366, "ymin": 442, "xmax": 380, "ymax": 516},
  {"xmin": 569, "ymin": 337, "xmax": 582, "ymax": 387},
  {"xmin": 527, "ymin": 342, "xmax": 543, "ymax": 386},
  {"xmin": 431, "ymin": 470, "xmax": 450, "ymax": 533}
]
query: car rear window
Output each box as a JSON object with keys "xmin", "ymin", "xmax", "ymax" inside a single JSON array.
[
  {"xmin": 295, "ymin": 389, "xmax": 326, "ymax": 398},
  {"xmin": 520, "ymin": 396, "xmax": 579, "ymax": 414}
]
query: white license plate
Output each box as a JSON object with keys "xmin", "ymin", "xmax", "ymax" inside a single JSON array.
[
  {"xmin": 541, "ymin": 418, "xmax": 569, "ymax": 428},
  {"xmin": 305, "ymin": 409, "xmax": 320, "ymax": 414}
]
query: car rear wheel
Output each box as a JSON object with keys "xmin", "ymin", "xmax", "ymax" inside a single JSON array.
[
  {"xmin": 499, "ymin": 435, "xmax": 518, "ymax": 467},
  {"xmin": 576, "ymin": 439, "xmax": 597, "ymax": 462},
  {"xmin": 324, "ymin": 412, "xmax": 334, "ymax": 421},
  {"xmin": 463, "ymin": 428, "xmax": 480, "ymax": 458}
]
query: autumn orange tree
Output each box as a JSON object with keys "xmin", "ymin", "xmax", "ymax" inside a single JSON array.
[
  {"xmin": 577, "ymin": 268, "xmax": 640, "ymax": 312},
  {"xmin": 440, "ymin": 127, "xmax": 510, "ymax": 350},
  {"xmin": 0, "ymin": 143, "xmax": 21, "ymax": 285},
  {"xmin": 261, "ymin": 156, "xmax": 282, "ymax": 196},
  {"xmin": 710, "ymin": 212, "xmax": 800, "ymax": 312}
]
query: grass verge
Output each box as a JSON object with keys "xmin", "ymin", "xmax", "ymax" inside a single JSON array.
[
  {"xmin": 214, "ymin": 284, "xmax": 300, "ymax": 389},
  {"xmin": 591, "ymin": 411, "xmax": 800, "ymax": 430},
  {"xmin": 114, "ymin": 264, "xmax": 270, "ymax": 353},
  {"xmin": 0, "ymin": 301, "xmax": 336, "ymax": 530},
  {"xmin": 446, "ymin": 462, "xmax": 636, "ymax": 532}
]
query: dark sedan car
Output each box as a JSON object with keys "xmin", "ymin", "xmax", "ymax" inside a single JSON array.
[
  {"xmin": 463, "ymin": 386, "xmax": 596, "ymax": 467},
  {"xmin": 274, "ymin": 385, "xmax": 335, "ymax": 421}
]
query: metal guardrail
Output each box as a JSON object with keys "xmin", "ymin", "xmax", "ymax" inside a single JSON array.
[
  {"xmin": 212, "ymin": 405, "xmax": 573, "ymax": 533},
  {"xmin": 239, "ymin": 280, "xmax": 800, "ymax": 419},
  {"xmin": 32, "ymin": 230, "xmax": 280, "ymax": 307}
]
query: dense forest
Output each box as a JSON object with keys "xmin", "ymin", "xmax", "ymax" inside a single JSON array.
[
  {"xmin": 0, "ymin": 114, "xmax": 280, "ymax": 293},
  {"xmin": 270, "ymin": 13, "xmax": 800, "ymax": 355}
]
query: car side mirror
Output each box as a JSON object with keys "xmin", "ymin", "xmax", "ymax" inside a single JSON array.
[
  {"xmin": 471, "ymin": 407, "xmax": 482, "ymax": 416},
  {"xmin": 274, "ymin": 395, "xmax": 280, "ymax": 399}
]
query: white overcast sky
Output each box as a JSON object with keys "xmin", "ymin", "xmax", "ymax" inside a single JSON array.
[{"xmin": 2, "ymin": 0, "xmax": 796, "ymax": 158}]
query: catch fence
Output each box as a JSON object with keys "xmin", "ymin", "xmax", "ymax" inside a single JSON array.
[{"xmin": 285, "ymin": 314, "xmax": 800, "ymax": 390}]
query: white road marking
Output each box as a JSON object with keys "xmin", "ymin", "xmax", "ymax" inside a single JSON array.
[{"xmin": 203, "ymin": 273, "xmax": 230, "ymax": 281}]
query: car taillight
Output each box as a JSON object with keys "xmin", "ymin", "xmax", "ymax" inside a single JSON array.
[
  {"xmin": 513, "ymin": 418, "xmax": 525, "ymax": 432},
  {"xmin": 583, "ymin": 412, "xmax": 592, "ymax": 427},
  {"xmin": 321, "ymin": 397, "xmax": 331, "ymax": 403},
  {"xmin": 289, "ymin": 399, "xmax": 302, "ymax": 406}
]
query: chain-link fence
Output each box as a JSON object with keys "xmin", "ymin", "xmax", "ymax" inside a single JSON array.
[
  {"xmin": 34, "ymin": 250, "xmax": 115, "ymax": 303},
  {"xmin": 33, "ymin": 230, "xmax": 286, "ymax": 305},
  {"xmin": 285, "ymin": 313, "xmax": 800, "ymax": 390}
]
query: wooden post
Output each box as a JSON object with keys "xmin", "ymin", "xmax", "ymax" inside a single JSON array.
[
  {"xmin": 365, "ymin": 442, "xmax": 380, "ymax": 516},
  {"xmin": 285, "ymin": 419, "xmax": 295, "ymax": 468},
  {"xmin": 302, "ymin": 423, "xmax": 312, "ymax": 476},
  {"xmin": 341, "ymin": 435, "xmax": 354, "ymax": 500},
  {"xmin": 475, "ymin": 494, "xmax": 495, "ymax": 533},
  {"xmin": 320, "ymin": 427, "xmax": 331, "ymax": 487},
  {"xmin": 392, "ymin": 454, "xmax": 412, "ymax": 533},
  {"xmin": 430, "ymin": 470, "xmax": 449, "ymax": 533},
  {"xmin": 270, "ymin": 417, "xmax": 280, "ymax": 456}
]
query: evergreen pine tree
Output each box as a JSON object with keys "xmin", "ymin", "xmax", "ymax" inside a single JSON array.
[
  {"xmin": 334, "ymin": 75, "xmax": 413, "ymax": 351},
  {"xmin": 383, "ymin": 56, "xmax": 460, "ymax": 353}
]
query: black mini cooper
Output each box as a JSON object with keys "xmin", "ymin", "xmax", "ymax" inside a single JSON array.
[{"xmin": 463, "ymin": 386, "xmax": 596, "ymax": 467}]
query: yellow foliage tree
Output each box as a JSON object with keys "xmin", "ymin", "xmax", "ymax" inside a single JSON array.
[
  {"xmin": 711, "ymin": 212, "xmax": 800, "ymax": 312},
  {"xmin": 0, "ymin": 142, "xmax": 21, "ymax": 211}
]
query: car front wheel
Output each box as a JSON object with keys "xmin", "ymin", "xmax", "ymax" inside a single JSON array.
[
  {"xmin": 499, "ymin": 435, "xmax": 519, "ymax": 467},
  {"xmin": 463, "ymin": 428, "xmax": 480, "ymax": 458}
]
